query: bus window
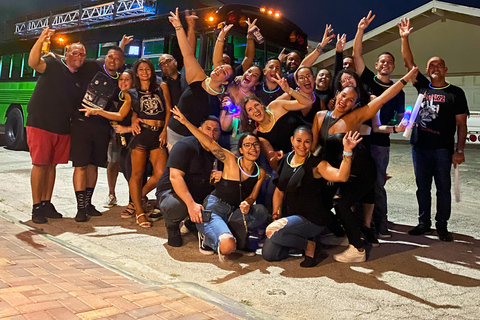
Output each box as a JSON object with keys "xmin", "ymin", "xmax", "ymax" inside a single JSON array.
[
  {"xmin": 143, "ymin": 39, "xmax": 164, "ymax": 56},
  {"xmin": 10, "ymin": 54, "xmax": 22, "ymax": 80},
  {"xmin": 21, "ymin": 53, "xmax": 34, "ymax": 78},
  {"xmin": 1, "ymin": 55, "xmax": 12, "ymax": 79},
  {"xmin": 84, "ymin": 44, "xmax": 98, "ymax": 59}
]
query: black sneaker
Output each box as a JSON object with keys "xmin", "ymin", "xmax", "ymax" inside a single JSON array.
[
  {"xmin": 75, "ymin": 208, "xmax": 88, "ymax": 222},
  {"xmin": 86, "ymin": 204, "xmax": 102, "ymax": 216},
  {"xmin": 408, "ymin": 224, "xmax": 433, "ymax": 235},
  {"xmin": 148, "ymin": 209, "xmax": 162, "ymax": 222},
  {"xmin": 32, "ymin": 207, "xmax": 47, "ymax": 224},
  {"xmin": 361, "ymin": 227, "xmax": 379, "ymax": 247},
  {"xmin": 43, "ymin": 203, "xmax": 63, "ymax": 219},
  {"xmin": 198, "ymin": 232, "xmax": 214, "ymax": 255},
  {"xmin": 437, "ymin": 229, "xmax": 453, "ymax": 242},
  {"xmin": 167, "ymin": 226, "xmax": 183, "ymax": 247}
]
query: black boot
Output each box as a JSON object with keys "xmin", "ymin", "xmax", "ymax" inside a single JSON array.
[
  {"xmin": 300, "ymin": 243, "xmax": 327, "ymax": 268},
  {"xmin": 32, "ymin": 203, "xmax": 47, "ymax": 224},
  {"xmin": 42, "ymin": 201, "xmax": 63, "ymax": 219}
]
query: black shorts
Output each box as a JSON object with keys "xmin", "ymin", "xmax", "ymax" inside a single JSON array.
[
  {"xmin": 128, "ymin": 126, "xmax": 163, "ymax": 152},
  {"xmin": 70, "ymin": 118, "xmax": 111, "ymax": 167}
]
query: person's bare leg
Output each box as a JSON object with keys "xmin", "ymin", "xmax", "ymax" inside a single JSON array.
[
  {"xmin": 42, "ymin": 164, "xmax": 56, "ymax": 201},
  {"xmin": 141, "ymin": 148, "xmax": 167, "ymax": 197},
  {"xmin": 106, "ymin": 161, "xmax": 119, "ymax": 197}
]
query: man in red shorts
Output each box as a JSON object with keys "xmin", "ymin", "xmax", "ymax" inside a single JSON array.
[{"xmin": 27, "ymin": 28, "xmax": 86, "ymax": 223}]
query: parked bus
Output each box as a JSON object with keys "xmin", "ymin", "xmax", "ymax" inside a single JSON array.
[{"xmin": 0, "ymin": 0, "xmax": 308, "ymax": 150}]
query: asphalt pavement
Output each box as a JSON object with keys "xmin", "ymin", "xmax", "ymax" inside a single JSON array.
[{"xmin": 0, "ymin": 142, "xmax": 479, "ymax": 320}]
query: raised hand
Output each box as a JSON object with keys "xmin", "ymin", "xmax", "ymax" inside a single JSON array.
[
  {"xmin": 271, "ymin": 73, "xmax": 289, "ymax": 92},
  {"xmin": 219, "ymin": 23, "xmax": 234, "ymax": 39},
  {"xmin": 185, "ymin": 9, "xmax": 198, "ymax": 26},
  {"xmin": 169, "ymin": 8, "xmax": 182, "ymax": 28},
  {"xmin": 342, "ymin": 131, "xmax": 363, "ymax": 152},
  {"xmin": 320, "ymin": 24, "xmax": 335, "ymax": 48},
  {"xmin": 402, "ymin": 66, "xmax": 419, "ymax": 83},
  {"xmin": 397, "ymin": 17, "xmax": 413, "ymax": 38},
  {"xmin": 120, "ymin": 35, "xmax": 134, "ymax": 46},
  {"xmin": 171, "ymin": 106, "xmax": 187, "ymax": 125},
  {"xmin": 278, "ymin": 48, "xmax": 287, "ymax": 62},
  {"xmin": 336, "ymin": 33, "xmax": 347, "ymax": 52},
  {"xmin": 358, "ymin": 10, "xmax": 375, "ymax": 31},
  {"xmin": 246, "ymin": 18, "xmax": 258, "ymax": 34}
]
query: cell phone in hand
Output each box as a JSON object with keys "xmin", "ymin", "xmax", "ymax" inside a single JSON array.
[{"xmin": 202, "ymin": 209, "xmax": 212, "ymax": 222}]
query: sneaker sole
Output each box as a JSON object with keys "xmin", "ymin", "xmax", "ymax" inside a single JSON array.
[{"xmin": 333, "ymin": 255, "xmax": 366, "ymax": 263}]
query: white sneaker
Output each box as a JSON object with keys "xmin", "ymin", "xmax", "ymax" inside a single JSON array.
[
  {"xmin": 179, "ymin": 221, "xmax": 190, "ymax": 235},
  {"xmin": 103, "ymin": 194, "xmax": 117, "ymax": 208},
  {"xmin": 333, "ymin": 245, "xmax": 366, "ymax": 263},
  {"xmin": 198, "ymin": 232, "xmax": 215, "ymax": 256}
]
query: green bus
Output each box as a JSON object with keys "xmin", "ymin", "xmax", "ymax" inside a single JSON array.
[{"xmin": 0, "ymin": 0, "xmax": 308, "ymax": 150}]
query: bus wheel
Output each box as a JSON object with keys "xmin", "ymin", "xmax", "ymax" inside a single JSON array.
[{"xmin": 5, "ymin": 107, "xmax": 28, "ymax": 151}]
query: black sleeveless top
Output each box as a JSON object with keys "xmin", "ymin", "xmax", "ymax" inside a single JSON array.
[
  {"xmin": 257, "ymin": 111, "xmax": 304, "ymax": 154},
  {"xmin": 133, "ymin": 87, "xmax": 166, "ymax": 121},
  {"xmin": 295, "ymin": 96, "xmax": 322, "ymax": 126},
  {"xmin": 212, "ymin": 175, "xmax": 258, "ymax": 207},
  {"xmin": 318, "ymin": 111, "xmax": 373, "ymax": 176}
]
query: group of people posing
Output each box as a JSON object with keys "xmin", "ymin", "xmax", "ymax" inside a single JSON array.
[{"xmin": 27, "ymin": 9, "xmax": 468, "ymax": 267}]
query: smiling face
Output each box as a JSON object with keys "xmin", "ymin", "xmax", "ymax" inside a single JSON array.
[
  {"xmin": 340, "ymin": 72, "xmax": 357, "ymax": 89},
  {"xmin": 335, "ymin": 87, "xmax": 358, "ymax": 114},
  {"xmin": 286, "ymin": 52, "xmax": 301, "ymax": 73},
  {"xmin": 291, "ymin": 129, "xmax": 312, "ymax": 158},
  {"xmin": 316, "ymin": 69, "xmax": 331, "ymax": 90},
  {"xmin": 158, "ymin": 54, "xmax": 177, "ymax": 77},
  {"xmin": 199, "ymin": 120, "xmax": 220, "ymax": 142},
  {"xmin": 105, "ymin": 49, "xmax": 124, "ymax": 74},
  {"xmin": 241, "ymin": 66, "xmax": 262, "ymax": 89},
  {"xmin": 263, "ymin": 59, "xmax": 281, "ymax": 83},
  {"xmin": 375, "ymin": 54, "xmax": 395, "ymax": 76},
  {"xmin": 244, "ymin": 99, "xmax": 266, "ymax": 123},
  {"xmin": 136, "ymin": 62, "xmax": 152, "ymax": 82},
  {"xmin": 239, "ymin": 134, "xmax": 261, "ymax": 161},
  {"xmin": 210, "ymin": 64, "xmax": 234, "ymax": 84},
  {"xmin": 296, "ymin": 67, "xmax": 314, "ymax": 93},
  {"xmin": 65, "ymin": 43, "xmax": 86, "ymax": 70},
  {"xmin": 343, "ymin": 57, "xmax": 355, "ymax": 71},
  {"xmin": 426, "ymin": 57, "xmax": 447, "ymax": 81},
  {"xmin": 118, "ymin": 72, "xmax": 133, "ymax": 91}
]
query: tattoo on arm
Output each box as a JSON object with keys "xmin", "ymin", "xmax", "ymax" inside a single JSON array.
[{"xmin": 212, "ymin": 148, "xmax": 226, "ymax": 161}]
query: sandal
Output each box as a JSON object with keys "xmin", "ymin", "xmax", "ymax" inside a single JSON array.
[
  {"xmin": 136, "ymin": 213, "xmax": 152, "ymax": 228},
  {"xmin": 121, "ymin": 202, "xmax": 135, "ymax": 219}
]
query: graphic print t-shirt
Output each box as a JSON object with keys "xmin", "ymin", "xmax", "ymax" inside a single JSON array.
[{"xmin": 412, "ymin": 72, "xmax": 469, "ymax": 153}]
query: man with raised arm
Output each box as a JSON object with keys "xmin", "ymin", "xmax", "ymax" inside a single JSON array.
[
  {"xmin": 27, "ymin": 28, "xmax": 86, "ymax": 224},
  {"xmin": 353, "ymin": 11, "xmax": 406, "ymax": 238},
  {"xmin": 398, "ymin": 18, "xmax": 468, "ymax": 242},
  {"xmin": 156, "ymin": 116, "xmax": 222, "ymax": 247}
]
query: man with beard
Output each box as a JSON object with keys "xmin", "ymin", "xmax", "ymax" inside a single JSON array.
[{"xmin": 353, "ymin": 11, "xmax": 405, "ymax": 238}]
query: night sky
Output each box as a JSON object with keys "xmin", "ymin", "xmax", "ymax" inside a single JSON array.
[{"xmin": 1, "ymin": 0, "xmax": 479, "ymax": 42}]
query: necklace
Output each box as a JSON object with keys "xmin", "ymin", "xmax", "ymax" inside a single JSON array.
[
  {"xmin": 239, "ymin": 86, "xmax": 252, "ymax": 96},
  {"xmin": 237, "ymin": 157, "xmax": 260, "ymax": 178},
  {"xmin": 373, "ymin": 75, "xmax": 393, "ymax": 88},
  {"xmin": 118, "ymin": 91, "xmax": 125, "ymax": 102},
  {"xmin": 103, "ymin": 64, "xmax": 119, "ymax": 79},
  {"xmin": 61, "ymin": 59, "xmax": 77, "ymax": 73},
  {"xmin": 256, "ymin": 110, "xmax": 276, "ymax": 133},
  {"xmin": 311, "ymin": 92, "xmax": 316, "ymax": 103},
  {"xmin": 262, "ymin": 82, "xmax": 280, "ymax": 94},
  {"xmin": 286, "ymin": 151, "xmax": 310, "ymax": 168},
  {"xmin": 205, "ymin": 78, "xmax": 225, "ymax": 95},
  {"xmin": 429, "ymin": 82, "xmax": 451, "ymax": 90}
]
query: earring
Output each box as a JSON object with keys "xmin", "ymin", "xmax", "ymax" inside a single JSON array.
[{"xmin": 248, "ymin": 119, "xmax": 252, "ymax": 124}]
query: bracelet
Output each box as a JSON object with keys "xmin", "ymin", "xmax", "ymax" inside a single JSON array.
[
  {"xmin": 343, "ymin": 151, "xmax": 353, "ymax": 157},
  {"xmin": 174, "ymin": 26, "xmax": 182, "ymax": 30},
  {"xmin": 217, "ymin": 38, "xmax": 225, "ymax": 42},
  {"xmin": 456, "ymin": 149, "xmax": 464, "ymax": 154},
  {"xmin": 392, "ymin": 126, "xmax": 397, "ymax": 134},
  {"xmin": 316, "ymin": 43, "xmax": 323, "ymax": 53},
  {"xmin": 399, "ymin": 78, "xmax": 407, "ymax": 86}
]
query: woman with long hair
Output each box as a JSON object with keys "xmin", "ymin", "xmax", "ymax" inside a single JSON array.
[
  {"xmin": 82, "ymin": 58, "xmax": 172, "ymax": 228},
  {"xmin": 171, "ymin": 106, "xmax": 270, "ymax": 261}
]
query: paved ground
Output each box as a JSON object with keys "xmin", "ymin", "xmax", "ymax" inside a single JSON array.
[{"xmin": 0, "ymin": 142, "xmax": 479, "ymax": 319}]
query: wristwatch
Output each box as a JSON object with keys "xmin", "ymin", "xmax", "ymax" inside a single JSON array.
[{"xmin": 455, "ymin": 149, "xmax": 464, "ymax": 154}]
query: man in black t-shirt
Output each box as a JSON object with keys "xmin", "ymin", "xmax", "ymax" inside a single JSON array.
[
  {"xmin": 27, "ymin": 28, "xmax": 86, "ymax": 224},
  {"xmin": 353, "ymin": 11, "xmax": 405, "ymax": 238},
  {"xmin": 71, "ymin": 46, "xmax": 125, "ymax": 222},
  {"xmin": 156, "ymin": 116, "xmax": 222, "ymax": 247},
  {"xmin": 399, "ymin": 18, "xmax": 468, "ymax": 242}
]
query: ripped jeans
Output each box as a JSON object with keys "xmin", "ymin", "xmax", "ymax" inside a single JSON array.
[
  {"xmin": 262, "ymin": 215, "xmax": 327, "ymax": 262},
  {"xmin": 196, "ymin": 194, "xmax": 269, "ymax": 252}
]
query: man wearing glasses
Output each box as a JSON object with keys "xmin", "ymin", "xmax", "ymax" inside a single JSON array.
[
  {"xmin": 27, "ymin": 28, "xmax": 87, "ymax": 224},
  {"xmin": 158, "ymin": 54, "xmax": 187, "ymax": 108}
]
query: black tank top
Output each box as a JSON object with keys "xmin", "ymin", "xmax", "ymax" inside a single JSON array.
[
  {"xmin": 257, "ymin": 112, "xmax": 304, "ymax": 154},
  {"xmin": 212, "ymin": 176, "xmax": 258, "ymax": 207},
  {"xmin": 133, "ymin": 87, "xmax": 166, "ymax": 121}
]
